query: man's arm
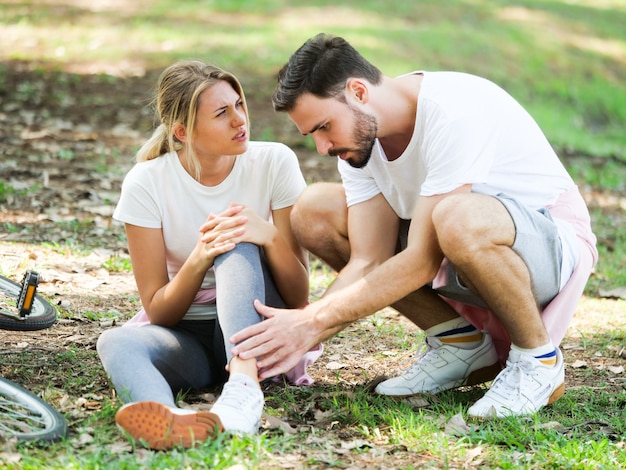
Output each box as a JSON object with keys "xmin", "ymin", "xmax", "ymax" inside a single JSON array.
[{"xmin": 231, "ymin": 186, "xmax": 471, "ymax": 378}]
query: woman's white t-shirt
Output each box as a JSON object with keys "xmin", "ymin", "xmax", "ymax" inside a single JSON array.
[
  {"xmin": 113, "ymin": 141, "xmax": 306, "ymax": 319},
  {"xmin": 339, "ymin": 71, "xmax": 578, "ymax": 288}
]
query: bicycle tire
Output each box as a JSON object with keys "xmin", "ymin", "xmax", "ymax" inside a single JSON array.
[
  {"xmin": 0, "ymin": 377, "xmax": 68, "ymax": 442},
  {"xmin": 0, "ymin": 276, "xmax": 57, "ymax": 331}
]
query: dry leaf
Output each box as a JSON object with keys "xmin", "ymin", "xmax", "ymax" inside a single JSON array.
[{"xmin": 444, "ymin": 412, "xmax": 470, "ymax": 436}]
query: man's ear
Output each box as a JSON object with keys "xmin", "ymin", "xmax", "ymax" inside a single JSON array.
[
  {"xmin": 173, "ymin": 123, "xmax": 187, "ymax": 143},
  {"xmin": 346, "ymin": 78, "xmax": 369, "ymax": 104}
]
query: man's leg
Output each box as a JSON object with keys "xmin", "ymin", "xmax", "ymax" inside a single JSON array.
[
  {"xmin": 432, "ymin": 193, "xmax": 554, "ymax": 349},
  {"xmin": 290, "ymin": 182, "xmax": 351, "ymax": 272},
  {"xmin": 432, "ymin": 193, "xmax": 565, "ymax": 418},
  {"xmin": 293, "ymin": 183, "xmax": 500, "ymax": 395}
]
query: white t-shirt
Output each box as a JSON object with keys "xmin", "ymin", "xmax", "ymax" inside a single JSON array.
[
  {"xmin": 113, "ymin": 141, "xmax": 306, "ymax": 319},
  {"xmin": 339, "ymin": 71, "xmax": 578, "ymax": 289}
]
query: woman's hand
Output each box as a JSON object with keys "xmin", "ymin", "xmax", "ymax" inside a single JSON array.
[{"xmin": 199, "ymin": 203, "xmax": 275, "ymax": 252}]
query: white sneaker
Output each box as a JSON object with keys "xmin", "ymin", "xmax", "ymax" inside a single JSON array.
[
  {"xmin": 467, "ymin": 348, "xmax": 565, "ymax": 418},
  {"xmin": 375, "ymin": 333, "xmax": 501, "ymax": 397},
  {"xmin": 211, "ymin": 373, "xmax": 264, "ymax": 434}
]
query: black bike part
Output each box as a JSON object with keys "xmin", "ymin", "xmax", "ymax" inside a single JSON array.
[
  {"xmin": 0, "ymin": 275, "xmax": 57, "ymax": 331},
  {"xmin": 18, "ymin": 270, "xmax": 40, "ymax": 318},
  {"xmin": 0, "ymin": 377, "xmax": 68, "ymax": 443}
]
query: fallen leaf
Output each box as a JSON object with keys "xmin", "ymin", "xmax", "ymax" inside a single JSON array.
[
  {"xmin": 403, "ymin": 395, "xmax": 430, "ymax": 408},
  {"xmin": 326, "ymin": 361, "xmax": 346, "ymax": 370},
  {"xmin": 264, "ymin": 414, "xmax": 297, "ymax": 434},
  {"xmin": 444, "ymin": 413, "xmax": 470, "ymax": 436},
  {"xmin": 536, "ymin": 421, "xmax": 566, "ymax": 432}
]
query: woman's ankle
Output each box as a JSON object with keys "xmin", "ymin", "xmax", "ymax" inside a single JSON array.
[{"xmin": 228, "ymin": 356, "xmax": 259, "ymax": 384}]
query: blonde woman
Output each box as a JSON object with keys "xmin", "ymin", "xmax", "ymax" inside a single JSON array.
[{"xmin": 97, "ymin": 61, "xmax": 313, "ymax": 450}]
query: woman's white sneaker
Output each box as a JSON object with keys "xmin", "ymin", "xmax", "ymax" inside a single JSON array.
[{"xmin": 211, "ymin": 373, "xmax": 264, "ymax": 434}]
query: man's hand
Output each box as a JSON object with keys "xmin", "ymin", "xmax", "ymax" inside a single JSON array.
[{"xmin": 230, "ymin": 300, "xmax": 322, "ymax": 379}]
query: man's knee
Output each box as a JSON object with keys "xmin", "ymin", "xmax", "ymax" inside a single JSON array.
[
  {"xmin": 432, "ymin": 194, "xmax": 501, "ymax": 264},
  {"xmin": 433, "ymin": 194, "xmax": 515, "ymax": 263},
  {"xmin": 291, "ymin": 183, "xmax": 346, "ymax": 243}
]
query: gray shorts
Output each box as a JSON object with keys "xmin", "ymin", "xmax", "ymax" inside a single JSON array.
[{"xmin": 400, "ymin": 193, "xmax": 562, "ymax": 309}]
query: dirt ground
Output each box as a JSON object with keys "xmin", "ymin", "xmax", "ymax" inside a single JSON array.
[{"xmin": 0, "ymin": 62, "xmax": 625, "ymax": 455}]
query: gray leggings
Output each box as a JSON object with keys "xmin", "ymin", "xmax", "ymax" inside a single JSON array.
[{"xmin": 96, "ymin": 242, "xmax": 284, "ymax": 406}]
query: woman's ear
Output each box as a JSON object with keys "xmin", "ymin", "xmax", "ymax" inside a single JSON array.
[{"xmin": 173, "ymin": 123, "xmax": 187, "ymax": 143}]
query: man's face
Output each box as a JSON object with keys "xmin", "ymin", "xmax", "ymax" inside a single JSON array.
[{"xmin": 288, "ymin": 93, "xmax": 377, "ymax": 168}]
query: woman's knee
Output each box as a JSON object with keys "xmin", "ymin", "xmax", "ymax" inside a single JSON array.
[
  {"xmin": 96, "ymin": 327, "xmax": 136, "ymax": 370},
  {"xmin": 214, "ymin": 242, "xmax": 260, "ymax": 268}
]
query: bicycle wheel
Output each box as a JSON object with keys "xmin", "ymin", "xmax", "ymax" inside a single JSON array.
[
  {"xmin": 0, "ymin": 276, "xmax": 57, "ymax": 331},
  {"xmin": 0, "ymin": 377, "xmax": 68, "ymax": 442}
]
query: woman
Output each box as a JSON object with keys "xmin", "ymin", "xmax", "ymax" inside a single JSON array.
[{"xmin": 97, "ymin": 60, "xmax": 312, "ymax": 450}]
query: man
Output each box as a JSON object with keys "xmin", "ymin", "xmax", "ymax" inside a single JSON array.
[{"xmin": 231, "ymin": 33, "xmax": 598, "ymax": 418}]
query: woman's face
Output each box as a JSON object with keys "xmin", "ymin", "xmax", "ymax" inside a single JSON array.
[{"xmin": 190, "ymin": 80, "xmax": 249, "ymax": 158}]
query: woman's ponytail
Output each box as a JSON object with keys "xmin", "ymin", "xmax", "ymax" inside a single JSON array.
[{"xmin": 135, "ymin": 124, "xmax": 175, "ymax": 162}]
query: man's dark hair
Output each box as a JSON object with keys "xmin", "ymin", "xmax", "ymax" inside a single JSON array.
[{"xmin": 272, "ymin": 33, "xmax": 383, "ymax": 112}]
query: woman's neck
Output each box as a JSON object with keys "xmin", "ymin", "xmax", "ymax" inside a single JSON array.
[{"xmin": 177, "ymin": 150, "xmax": 237, "ymax": 187}]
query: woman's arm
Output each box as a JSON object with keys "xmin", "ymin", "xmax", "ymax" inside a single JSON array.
[
  {"xmin": 125, "ymin": 224, "xmax": 207, "ymax": 326},
  {"xmin": 127, "ymin": 205, "xmax": 245, "ymax": 326}
]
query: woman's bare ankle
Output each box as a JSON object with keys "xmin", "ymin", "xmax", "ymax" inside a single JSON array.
[{"xmin": 228, "ymin": 356, "xmax": 259, "ymax": 384}]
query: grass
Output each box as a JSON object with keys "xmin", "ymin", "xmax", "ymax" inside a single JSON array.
[
  {"xmin": 2, "ymin": 293, "xmax": 624, "ymax": 469},
  {"xmin": 0, "ymin": 0, "xmax": 625, "ymax": 468}
]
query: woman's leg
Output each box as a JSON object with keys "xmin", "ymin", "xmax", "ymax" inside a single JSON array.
[
  {"xmin": 211, "ymin": 242, "xmax": 284, "ymax": 432},
  {"xmin": 97, "ymin": 321, "xmax": 227, "ymax": 449},
  {"xmin": 213, "ymin": 242, "xmax": 285, "ymax": 361},
  {"xmin": 96, "ymin": 321, "xmax": 220, "ymax": 406}
]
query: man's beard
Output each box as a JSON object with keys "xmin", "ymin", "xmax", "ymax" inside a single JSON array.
[{"xmin": 329, "ymin": 106, "xmax": 377, "ymax": 169}]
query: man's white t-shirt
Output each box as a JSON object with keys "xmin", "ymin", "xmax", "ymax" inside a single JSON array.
[
  {"xmin": 113, "ymin": 141, "xmax": 306, "ymax": 319},
  {"xmin": 339, "ymin": 71, "xmax": 578, "ymax": 289}
]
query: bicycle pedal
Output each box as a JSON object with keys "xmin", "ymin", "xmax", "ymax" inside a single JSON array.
[{"xmin": 17, "ymin": 270, "xmax": 40, "ymax": 318}]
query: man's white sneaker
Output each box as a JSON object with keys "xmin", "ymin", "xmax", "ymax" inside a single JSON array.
[
  {"xmin": 210, "ymin": 373, "xmax": 264, "ymax": 434},
  {"xmin": 467, "ymin": 348, "xmax": 565, "ymax": 418},
  {"xmin": 374, "ymin": 333, "xmax": 501, "ymax": 397}
]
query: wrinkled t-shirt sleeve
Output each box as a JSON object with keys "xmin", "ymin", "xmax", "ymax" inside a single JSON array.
[
  {"xmin": 338, "ymin": 159, "xmax": 381, "ymax": 207},
  {"xmin": 268, "ymin": 144, "xmax": 307, "ymax": 210},
  {"xmin": 112, "ymin": 165, "xmax": 162, "ymax": 229}
]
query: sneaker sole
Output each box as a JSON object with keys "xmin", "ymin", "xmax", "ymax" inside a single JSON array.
[
  {"xmin": 116, "ymin": 401, "xmax": 224, "ymax": 450},
  {"xmin": 547, "ymin": 382, "xmax": 565, "ymax": 405},
  {"xmin": 468, "ymin": 381, "xmax": 566, "ymax": 420}
]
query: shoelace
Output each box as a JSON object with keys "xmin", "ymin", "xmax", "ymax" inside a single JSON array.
[
  {"xmin": 491, "ymin": 353, "xmax": 537, "ymax": 396},
  {"xmin": 400, "ymin": 338, "xmax": 439, "ymax": 373}
]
